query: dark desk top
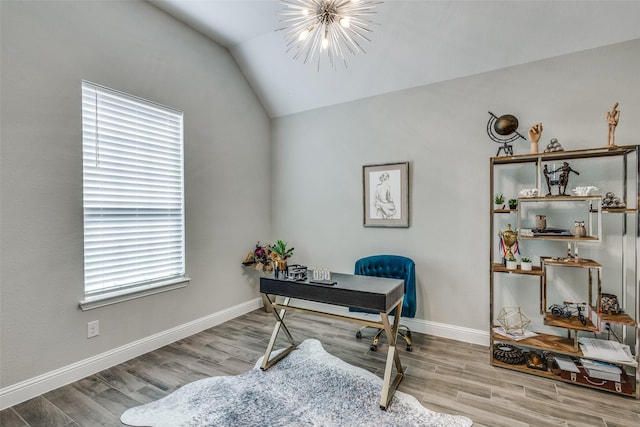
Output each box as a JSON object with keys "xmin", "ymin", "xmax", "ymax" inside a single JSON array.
[{"xmin": 260, "ymin": 272, "xmax": 404, "ymax": 313}]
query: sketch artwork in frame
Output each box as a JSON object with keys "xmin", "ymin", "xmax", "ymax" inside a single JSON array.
[{"xmin": 363, "ymin": 162, "xmax": 409, "ymax": 228}]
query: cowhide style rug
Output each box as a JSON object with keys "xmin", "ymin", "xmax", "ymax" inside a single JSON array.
[{"xmin": 121, "ymin": 339, "xmax": 473, "ymax": 426}]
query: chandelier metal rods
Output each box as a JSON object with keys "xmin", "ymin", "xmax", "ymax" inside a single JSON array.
[{"xmin": 278, "ymin": 0, "xmax": 381, "ymax": 69}]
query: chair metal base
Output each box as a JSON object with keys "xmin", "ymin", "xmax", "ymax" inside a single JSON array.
[{"xmin": 356, "ymin": 324, "xmax": 413, "ymax": 352}]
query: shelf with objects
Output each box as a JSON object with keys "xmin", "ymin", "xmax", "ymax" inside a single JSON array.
[{"xmin": 489, "ymin": 144, "xmax": 639, "ymax": 398}]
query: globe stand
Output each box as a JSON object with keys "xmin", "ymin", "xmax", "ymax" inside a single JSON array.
[
  {"xmin": 496, "ymin": 142, "xmax": 513, "ymax": 156},
  {"xmin": 487, "ymin": 112, "xmax": 526, "ymax": 156}
]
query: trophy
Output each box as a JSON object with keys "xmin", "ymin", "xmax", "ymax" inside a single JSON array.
[{"xmin": 499, "ymin": 224, "xmax": 518, "ymax": 260}]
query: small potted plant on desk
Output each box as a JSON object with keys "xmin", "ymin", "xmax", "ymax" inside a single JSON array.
[
  {"xmin": 508, "ymin": 199, "xmax": 518, "ymax": 210},
  {"xmin": 506, "ymin": 257, "xmax": 518, "ymax": 270},
  {"xmin": 495, "ymin": 193, "xmax": 505, "ymax": 210},
  {"xmin": 520, "ymin": 257, "xmax": 533, "ymax": 271},
  {"xmin": 270, "ymin": 240, "xmax": 294, "ymax": 277}
]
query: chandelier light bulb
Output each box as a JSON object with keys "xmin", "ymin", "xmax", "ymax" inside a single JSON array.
[{"xmin": 278, "ymin": 0, "xmax": 382, "ymax": 70}]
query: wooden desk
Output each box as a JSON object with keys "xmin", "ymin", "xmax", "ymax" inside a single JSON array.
[{"xmin": 260, "ymin": 272, "xmax": 405, "ymax": 410}]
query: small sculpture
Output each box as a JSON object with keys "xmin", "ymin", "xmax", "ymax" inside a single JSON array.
[
  {"xmin": 573, "ymin": 221, "xmax": 586, "ymax": 238},
  {"xmin": 542, "ymin": 165, "xmax": 555, "ymax": 195},
  {"xmin": 499, "ymin": 224, "xmax": 518, "ymax": 261},
  {"xmin": 602, "ymin": 191, "xmax": 626, "ymax": 208},
  {"xmin": 606, "ymin": 102, "xmax": 620, "ymax": 147},
  {"xmin": 543, "ymin": 162, "xmax": 579, "ymax": 195},
  {"xmin": 496, "ymin": 307, "xmax": 531, "ymax": 335},
  {"xmin": 527, "ymin": 123, "xmax": 543, "ymax": 154},
  {"xmin": 557, "ymin": 162, "xmax": 579, "ymax": 195},
  {"xmin": 544, "ymin": 138, "xmax": 564, "ymax": 152}
]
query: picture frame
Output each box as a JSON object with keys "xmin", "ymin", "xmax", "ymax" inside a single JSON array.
[{"xmin": 363, "ymin": 161, "xmax": 409, "ymax": 228}]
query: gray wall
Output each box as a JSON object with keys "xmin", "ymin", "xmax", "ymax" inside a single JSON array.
[
  {"xmin": 271, "ymin": 39, "xmax": 640, "ymax": 330},
  {"xmin": 1, "ymin": 1, "xmax": 271, "ymax": 388},
  {"xmin": 2, "ymin": 0, "xmax": 639, "ymax": 405}
]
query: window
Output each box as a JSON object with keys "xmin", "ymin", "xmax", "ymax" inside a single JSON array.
[{"xmin": 80, "ymin": 81, "xmax": 187, "ymax": 310}]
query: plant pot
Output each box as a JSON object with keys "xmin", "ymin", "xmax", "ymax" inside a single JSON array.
[
  {"xmin": 521, "ymin": 262, "xmax": 533, "ymax": 271},
  {"xmin": 509, "ymin": 204, "xmax": 517, "ymax": 210},
  {"xmin": 506, "ymin": 260, "xmax": 518, "ymax": 270},
  {"xmin": 275, "ymin": 259, "xmax": 288, "ymax": 278}
]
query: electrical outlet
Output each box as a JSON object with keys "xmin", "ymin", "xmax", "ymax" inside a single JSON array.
[{"xmin": 87, "ymin": 320, "xmax": 99, "ymax": 338}]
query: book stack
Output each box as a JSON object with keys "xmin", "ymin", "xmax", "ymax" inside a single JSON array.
[{"xmin": 580, "ymin": 359, "xmax": 622, "ymax": 382}]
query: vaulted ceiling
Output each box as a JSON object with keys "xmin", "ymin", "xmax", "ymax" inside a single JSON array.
[{"xmin": 149, "ymin": 1, "xmax": 640, "ymax": 117}]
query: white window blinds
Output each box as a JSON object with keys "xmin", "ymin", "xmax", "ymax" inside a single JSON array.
[{"xmin": 82, "ymin": 81, "xmax": 185, "ymax": 300}]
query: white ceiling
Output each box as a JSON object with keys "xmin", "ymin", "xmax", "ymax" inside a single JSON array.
[{"xmin": 149, "ymin": 0, "xmax": 640, "ymax": 117}]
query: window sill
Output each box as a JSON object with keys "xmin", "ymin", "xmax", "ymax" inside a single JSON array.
[{"xmin": 79, "ymin": 276, "xmax": 190, "ymax": 311}]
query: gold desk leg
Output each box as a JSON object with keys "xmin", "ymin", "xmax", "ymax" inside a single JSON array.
[
  {"xmin": 379, "ymin": 298, "xmax": 404, "ymax": 410},
  {"xmin": 261, "ymin": 295, "xmax": 296, "ymax": 371}
]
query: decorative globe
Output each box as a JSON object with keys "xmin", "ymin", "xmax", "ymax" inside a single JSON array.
[{"xmin": 494, "ymin": 114, "xmax": 519, "ymax": 135}]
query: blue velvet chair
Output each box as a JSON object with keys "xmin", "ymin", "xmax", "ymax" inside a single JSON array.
[{"xmin": 349, "ymin": 255, "xmax": 416, "ymax": 351}]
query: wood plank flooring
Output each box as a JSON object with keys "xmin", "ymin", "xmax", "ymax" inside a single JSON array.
[{"xmin": 2, "ymin": 309, "xmax": 639, "ymax": 426}]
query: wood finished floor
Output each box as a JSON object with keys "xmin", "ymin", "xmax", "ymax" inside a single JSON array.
[{"xmin": 2, "ymin": 309, "xmax": 639, "ymax": 427}]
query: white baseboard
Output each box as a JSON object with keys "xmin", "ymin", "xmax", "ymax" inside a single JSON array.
[
  {"xmin": 292, "ymin": 300, "xmax": 490, "ymax": 347},
  {"xmin": 0, "ymin": 297, "xmax": 263, "ymax": 410},
  {"xmin": 1, "ymin": 297, "xmax": 488, "ymax": 410}
]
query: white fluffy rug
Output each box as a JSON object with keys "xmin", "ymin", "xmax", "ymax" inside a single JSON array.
[{"xmin": 121, "ymin": 339, "xmax": 473, "ymax": 427}]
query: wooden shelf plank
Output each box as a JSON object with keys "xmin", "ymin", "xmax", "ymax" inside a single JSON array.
[
  {"xmin": 543, "ymin": 312, "xmax": 599, "ymax": 332},
  {"xmin": 491, "ymin": 360, "xmax": 637, "ymax": 397},
  {"xmin": 492, "ymin": 330, "xmax": 579, "ymax": 355},
  {"xmin": 541, "ymin": 257, "xmax": 602, "ymax": 268},
  {"xmin": 520, "ymin": 235, "xmax": 600, "ymax": 242},
  {"xmin": 492, "ymin": 263, "xmax": 544, "ymax": 276},
  {"xmin": 600, "ymin": 312, "xmax": 637, "ymax": 327}
]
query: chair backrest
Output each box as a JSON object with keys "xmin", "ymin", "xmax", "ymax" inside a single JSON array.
[{"xmin": 354, "ymin": 255, "xmax": 416, "ymax": 318}]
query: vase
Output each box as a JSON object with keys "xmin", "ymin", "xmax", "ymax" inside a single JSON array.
[
  {"xmin": 535, "ymin": 215, "xmax": 546, "ymax": 230},
  {"xmin": 506, "ymin": 260, "xmax": 518, "ymax": 270},
  {"xmin": 275, "ymin": 259, "xmax": 288, "ymax": 278},
  {"xmin": 521, "ymin": 262, "xmax": 533, "ymax": 271}
]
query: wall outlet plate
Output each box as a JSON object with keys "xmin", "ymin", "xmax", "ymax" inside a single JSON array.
[{"xmin": 87, "ymin": 320, "xmax": 99, "ymax": 338}]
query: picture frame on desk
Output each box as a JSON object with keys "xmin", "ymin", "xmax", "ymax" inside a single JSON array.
[{"xmin": 363, "ymin": 161, "xmax": 409, "ymax": 228}]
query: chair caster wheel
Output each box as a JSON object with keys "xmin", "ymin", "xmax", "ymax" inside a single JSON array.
[
  {"xmin": 370, "ymin": 344, "xmax": 378, "ymax": 351},
  {"xmin": 406, "ymin": 345, "xmax": 412, "ymax": 352},
  {"xmin": 356, "ymin": 331, "xmax": 362, "ymax": 339}
]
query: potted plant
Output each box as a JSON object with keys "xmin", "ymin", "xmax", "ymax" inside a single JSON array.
[
  {"xmin": 506, "ymin": 257, "xmax": 518, "ymax": 270},
  {"xmin": 495, "ymin": 193, "xmax": 505, "ymax": 209},
  {"xmin": 508, "ymin": 199, "xmax": 518, "ymax": 210},
  {"xmin": 270, "ymin": 240, "xmax": 294, "ymax": 272},
  {"xmin": 521, "ymin": 257, "xmax": 533, "ymax": 271}
]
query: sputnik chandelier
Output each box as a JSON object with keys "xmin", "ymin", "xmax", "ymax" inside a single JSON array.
[{"xmin": 278, "ymin": 0, "xmax": 382, "ymax": 69}]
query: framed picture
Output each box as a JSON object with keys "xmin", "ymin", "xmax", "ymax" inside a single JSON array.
[{"xmin": 363, "ymin": 161, "xmax": 409, "ymax": 228}]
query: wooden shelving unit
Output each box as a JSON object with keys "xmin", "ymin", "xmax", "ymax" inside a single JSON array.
[{"xmin": 489, "ymin": 145, "xmax": 639, "ymax": 399}]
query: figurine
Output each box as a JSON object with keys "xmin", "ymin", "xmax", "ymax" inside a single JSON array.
[
  {"xmin": 527, "ymin": 123, "xmax": 543, "ymax": 154},
  {"xmin": 544, "ymin": 162, "xmax": 579, "ymax": 196},
  {"xmin": 557, "ymin": 162, "xmax": 579, "ymax": 196},
  {"xmin": 606, "ymin": 102, "xmax": 620, "ymax": 147}
]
